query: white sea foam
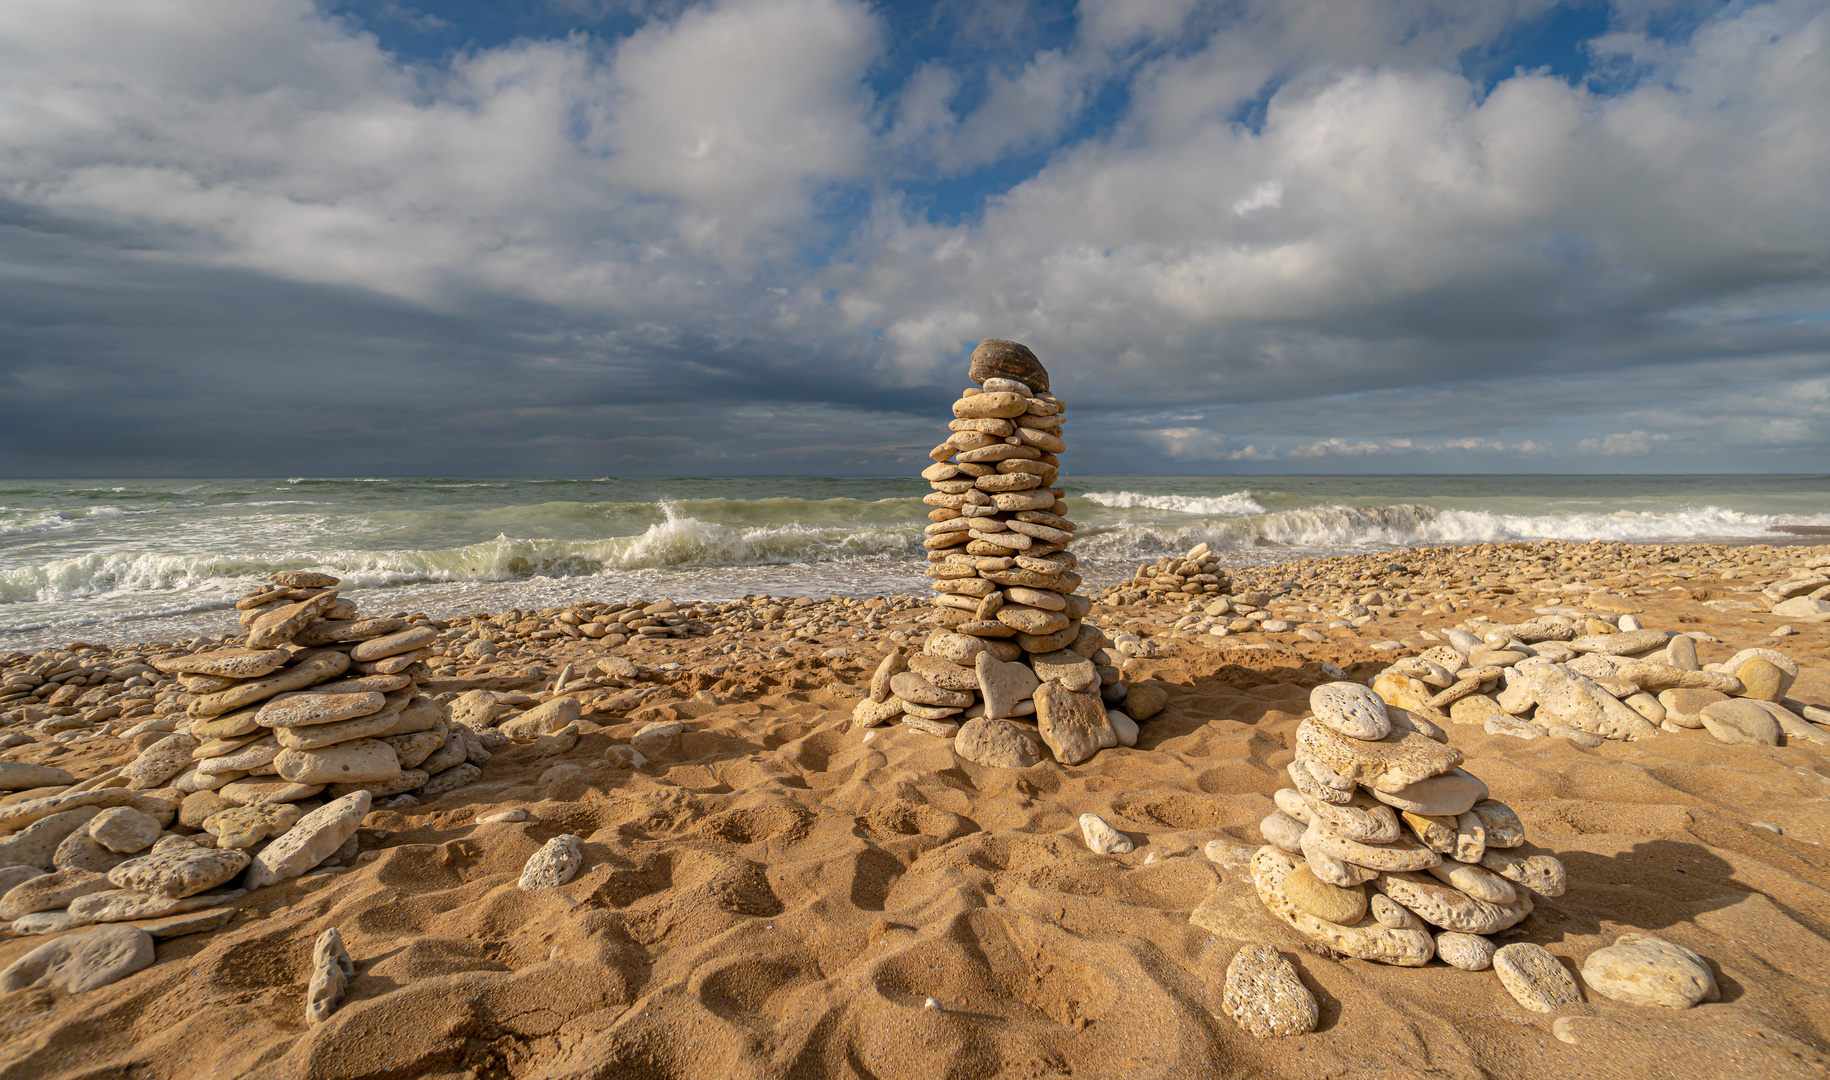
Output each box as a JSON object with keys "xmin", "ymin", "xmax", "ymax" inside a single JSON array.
[{"xmin": 1081, "ymin": 490, "xmax": 1266, "ymax": 516}]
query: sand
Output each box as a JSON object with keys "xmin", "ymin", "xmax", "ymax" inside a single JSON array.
[{"xmin": 2, "ymin": 540, "xmax": 1829, "ymax": 1080}]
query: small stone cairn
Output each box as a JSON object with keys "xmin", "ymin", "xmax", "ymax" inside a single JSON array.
[
  {"xmin": 1251, "ymin": 681, "xmax": 1566, "ymax": 978},
  {"xmin": 1106, "ymin": 543, "xmax": 1233, "ymax": 604},
  {"xmin": 853, "ymin": 339, "xmax": 1162, "ymax": 767}
]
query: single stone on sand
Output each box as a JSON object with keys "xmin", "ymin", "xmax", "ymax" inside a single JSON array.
[
  {"xmin": 1310, "ymin": 682, "xmax": 1392, "ymax": 739},
  {"xmin": 1222, "ymin": 944, "xmax": 1318, "ymax": 1038},
  {"xmin": 109, "ymin": 845, "xmax": 250, "ymax": 899},
  {"xmin": 1436, "ymin": 931, "xmax": 1497, "ymax": 971},
  {"xmin": 0, "ymin": 924, "xmax": 155, "ymax": 995},
  {"xmin": 518, "ymin": 833, "xmax": 583, "ymax": 891},
  {"xmin": 307, "ymin": 926, "xmax": 355, "ymax": 1024},
  {"xmin": 1078, "ymin": 813, "xmax": 1133, "ymax": 855},
  {"xmin": 497, "ymin": 696, "xmax": 581, "ymax": 739},
  {"xmin": 1581, "ymin": 934, "xmax": 1718, "ymax": 1009},
  {"xmin": 954, "ymin": 718, "xmax": 1042, "ymax": 768},
  {"xmin": 87, "ymin": 808, "xmax": 161, "ymax": 855},
  {"xmin": 1035, "ymin": 684, "xmax": 1116, "ymax": 765},
  {"xmin": 1494, "ymin": 943, "xmax": 1582, "ymax": 1012}
]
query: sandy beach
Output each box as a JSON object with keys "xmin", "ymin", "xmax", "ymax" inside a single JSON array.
[{"xmin": 1, "ymin": 536, "xmax": 1827, "ymax": 1079}]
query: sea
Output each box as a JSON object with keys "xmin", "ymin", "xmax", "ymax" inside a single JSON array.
[{"xmin": 2, "ymin": 475, "xmax": 1827, "ymax": 650}]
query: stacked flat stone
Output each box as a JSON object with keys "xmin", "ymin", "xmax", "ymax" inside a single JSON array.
[
  {"xmin": 1251, "ymin": 681, "xmax": 1567, "ymax": 973},
  {"xmin": 1106, "ymin": 542, "xmax": 1233, "ymax": 604},
  {"xmin": 854, "ymin": 339, "xmax": 1149, "ymax": 767},
  {"xmin": 157, "ymin": 571, "xmax": 489, "ymax": 811}
]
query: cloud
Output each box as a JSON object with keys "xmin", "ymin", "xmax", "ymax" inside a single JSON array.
[{"xmin": 0, "ymin": 0, "xmax": 1825, "ymax": 476}]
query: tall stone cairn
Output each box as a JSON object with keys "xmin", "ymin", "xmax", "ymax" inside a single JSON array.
[
  {"xmin": 855, "ymin": 339, "xmax": 1145, "ymax": 767},
  {"xmin": 153, "ymin": 571, "xmax": 488, "ymax": 811},
  {"xmin": 1248, "ymin": 681, "xmax": 1566, "ymax": 976}
]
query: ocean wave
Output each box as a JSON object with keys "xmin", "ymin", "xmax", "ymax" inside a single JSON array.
[
  {"xmin": 0, "ymin": 512, "xmax": 76, "ymax": 537},
  {"xmin": 1080, "ymin": 490, "xmax": 1267, "ymax": 516}
]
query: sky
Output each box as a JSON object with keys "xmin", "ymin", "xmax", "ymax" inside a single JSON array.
[{"xmin": 0, "ymin": 0, "xmax": 1825, "ymax": 478}]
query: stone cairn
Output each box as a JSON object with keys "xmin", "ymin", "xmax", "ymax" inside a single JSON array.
[
  {"xmin": 1251, "ymin": 681, "xmax": 1567, "ymax": 979},
  {"xmin": 852, "ymin": 339, "xmax": 1164, "ymax": 768},
  {"xmin": 0, "ymin": 570, "xmax": 497, "ymax": 949}
]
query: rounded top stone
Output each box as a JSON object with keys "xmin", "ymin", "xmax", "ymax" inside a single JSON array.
[{"xmin": 969, "ymin": 339, "xmax": 1049, "ymax": 393}]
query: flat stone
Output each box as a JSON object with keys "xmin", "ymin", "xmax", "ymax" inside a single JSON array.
[
  {"xmin": 908, "ymin": 654, "xmax": 979, "ymax": 692},
  {"xmin": 1078, "ymin": 813, "xmax": 1133, "ymax": 855},
  {"xmin": 108, "ymin": 846, "xmax": 249, "ymax": 899},
  {"xmin": 243, "ymin": 790, "xmax": 373, "ymax": 890},
  {"xmin": 0, "ymin": 869, "xmax": 113, "ymax": 919},
  {"xmin": 123, "ymin": 906, "xmax": 237, "ymax": 940},
  {"xmin": 1034, "ymin": 683, "xmax": 1115, "ymax": 765},
  {"xmin": 954, "ymin": 718, "xmax": 1042, "ymax": 768},
  {"xmin": 1371, "ymin": 893, "xmax": 1423, "ymax": 930},
  {"xmin": 307, "ymin": 926, "xmax": 355, "ymax": 1024},
  {"xmin": 1700, "ymin": 699, "xmax": 1781, "ymax": 745},
  {"xmin": 1436, "ymin": 931, "xmax": 1496, "ymax": 971},
  {"xmin": 1370, "ymin": 768, "xmax": 1488, "ymax": 817},
  {"xmin": 246, "ymin": 593, "xmax": 339, "ymax": 649},
  {"xmin": 518, "ymin": 833, "xmax": 583, "ymax": 891},
  {"xmin": 204, "ymin": 802, "xmax": 305, "ymax": 850},
  {"xmin": 1310, "ymin": 682, "xmax": 1392, "ymax": 739},
  {"xmin": 125, "ymin": 732, "xmax": 200, "ymax": 789},
  {"xmin": 416, "ymin": 762, "xmax": 481, "ymax": 798},
  {"xmin": 348, "ymin": 625, "xmax": 438, "ymax": 662},
  {"xmin": 996, "ymin": 605, "xmax": 1069, "ymax": 636},
  {"xmin": 218, "ymin": 779, "xmax": 324, "ymax": 806},
  {"xmin": 1376, "ymin": 871, "xmax": 1532, "ymax": 934},
  {"xmin": 1260, "ymin": 811, "xmax": 1306, "ymax": 854},
  {"xmin": 1284, "ymin": 863, "xmax": 1368, "ymax": 924},
  {"xmin": 0, "ymin": 865, "xmax": 48, "ymax": 896},
  {"xmin": 86, "ymin": 807, "xmax": 161, "ymax": 855},
  {"xmin": 499, "ymin": 697, "xmax": 583, "ymax": 739},
  {"xmin": 1427, "ymin": 859, "xmax": 1515, "ymax": 904},
  {"xmin": 329, "ymin": 768, "xmax": 427, "ymax": 800},
  {"xmin": 1494, "ymin": 942, "xmax": 1582, "ymax": 1013},
  {"xmin": 1481, "ymin": 850, "xmax": 1567, "ymax": 896},
  {"xmin": 1123, "ymin": 682, "xmax": 1168, "ymax": 721},
  {"xmin": 1471, "ymin": 801, "xmax": 1525, "ymax": 848},
  {"xmin": 1029, "ymin": 650, "xmax": 1096, "ymax": 692},
  {"xmin": 68, "ymin": 887, "xmax": 242, "ymax": 924},
  {"xmin": 189, "ymin": 651, "xmax": 350, "ymax": 719},
  {"xmin": 1568, "ymin": 629, "xmax": 1670, "ymax": 655},
  {"xmin": 1288, "ymin": 760, "xmax": 1353, "ymax": 805},
  {"xmin": 153, "ymin": 648, "xmax": 291, "ymax": 679},
  {"xmin": 1449, "ymin": 695, "xmax": 1509, "ymax": 726},
  {"xmin": 974, "ymin": 653, "xmax": 1039, "ymax": 720},
  {"xmin": 1250, "ymin": 847, "xmax": 1434, "ymax": 967},
  {"xmin": 851, "ymin": 697, "xmax": 903, "ymax": 729},
  {"xmin": 1295, "ymin": 719, "xmax": 1463, "ymax": 795},
  {"xmin": 890, "ymin": 671, "xmax": 973, "ymax": 709},
  {"xmin": 1519, "ymin": 664, "xmax": 1657, "ymax": 741},
  {"xmin": 1302, "ymin": 821, "xmax": 1440, "ymax": 872},
  {"xmin": 1222, "ymin": 944, "xmax": 1318, "ymax": 1038},
  {"xmin": 257, "ymin": 691, "xmax": 386, "ymax": 729},
  {"xmin": 0, "ymin": 806, "xmax": 104, "ymax": 870},
  {"xmin": 0, "ymin": 925, "xmax": 154, "ymax": 995},
  {"xmin": 0, "ymin": 762, "xmax": 75, "ymax": 791},
  {"xmin": 384, "ymin": 723, "xmax": 450, "ymax": 768},
  {"xmin": 1581, "ymin": 934, "xmax": 1718, "ymax": 1009},
  {"xmin": 274, "ymin": 739, "xmax": 401, "ymax": 785}
]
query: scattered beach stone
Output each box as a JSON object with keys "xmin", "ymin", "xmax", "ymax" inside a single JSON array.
[
  {"xmin": 108, "ymin": 845, "xmax": 249, "ymax": 899},
  {"xmin": 1436, "ymin": 931, "xmax": 1497, "ymax": 971},
  {"xmin": 0, "ymin": 868, "xmax": 112, "ymax": 920},
  {"xmin": 1700, "ymin": 699, "xmax": 1782, "ymax": 746},
  {"xmin": 1494, "ymin": 943, "xmax": 1582, "ymax": 1013},
  {"xmin": 1078, "ymin": 813, "xmax": 1133, "ymax": 855},
  {"xmin": 87, "ymin": 807, "xmax": 161, "ymax": 854},
  {"xmin": 0, "ymin": 762, "xmax": 75, "ymax": 791},
  {"xmin": 0, "ymin": 806, "xmax": 103, "ymax": 870},
  {"xmin": 0, "ymin": 925, "xmax": 155, "ymax": 995},
  {"xmin": 518, "ymin": 833, "xmax": 583, "ymax": 891},
  {"xmin": 1581, "ymin": 934, "xmax": 1718, "ymax": 1009},
  {"xmin": 245, "ymin": 791, "xmax": 372, "ymax": 889},
  {"xmin": 1222, "ymin": 944, "xmax": 1318, "ymax": 1038},
  {"xmin": 306, "ymin": 926, "xmax": 355, "ymax": 1024},
  {"xmin": 498, "ymin": 697, "xmax": 581, "ymax": 739}
]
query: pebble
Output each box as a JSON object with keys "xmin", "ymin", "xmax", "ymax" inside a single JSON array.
[
  {"xmin": 1493, "ymin": 942, "xmax": 1582, "ymax": 1013},
  {"xmin": 1258, "ymin": 811, "xmax": 1306, "ymax": 854},
  {"xmin": 87, "ymin": 807, "xmax": 162, "ymax": 854},
  {"xmin": 1078, "ymin": 813, "xmax": 1133, "ymax": 855},
  {"xmin": 0, "ymin": 762, "xmax": 75, "ymax": 791},
  {"xmin": 1434, "ymin": 931, "xmax": 1497, "ymax": 971},
  {"xmin": 1580, "ymin": 934, "xmax": 1717, "ymax": 1009},
  {"xmin": 307, "ymin": 926, "xmax": 355, "ymax": 1024},
  {"xmin": 518, "ymin": 833, "xmax": 583, "ymax": 890},
  {"xmin": 1310, "ymin": 682, "xmax": 1392, "ymax": 740},
  {"xmin": 477, "ymin": 808, "xmax": 529, "ymax": 824},
  {"xmin": 1222, "ymin": 944, "xmax": 1319, "ymax": 1038}
]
